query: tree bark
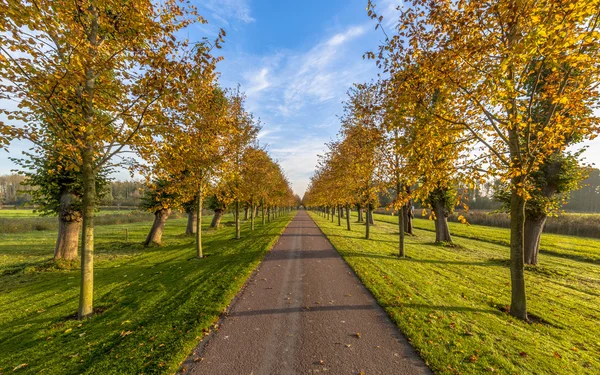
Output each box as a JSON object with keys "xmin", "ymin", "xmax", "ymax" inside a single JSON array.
[
  {"xmin": 196, "ymin": 191, "xmax": 203, "ymax": 258},
  {"xmin": 345, "ymin": 204, "xmax": 351, "ymax": 231},
  {"xmin": 185, "ymin": 209, "xmax": 197, "ymax": 235},
  {"xmin": 509, "ymin": 186, "xmax": 527, "ymax": 320},
  {"xmin": 524, "ymin": 214, "xmax": 546, "ymax": 265},
  {"xmin": 54, "ymin": 191, "xmax": 81, "ymax": 261},
  {"xmin": 365, "ymin": 206, "xmax": 371, "ymax": 239},
  {"xmin": 235, "ymin": 200, "xmax": 240, "ymax": 239},
  {"xmin": 210, "ymin": 209, "xmax": 224, "ymax": 229},
  {"xmin": 78, "ymin": 8, "xmax": 99, "ymax": 320},
  {"xmin": 337, "ymin": 205, "xmax": 341, "ymax": 226},
  {"xmin": 403, "ymin": 202, "xmax": 414, "ymax": 234},
  {"xmin": 357, "ymin": 204, "xmax": 363, "ymax": 222},
  {"xmin": 144, "ymin": 208, "xmax": 171, "ymax": 246},
  {"xmin": 433, "ymin": 201, "xmax": 452, "ymax": 243},
  {"xmin": 251, "ymin": 202, "xmax": 255, "ymax": 231},
  {"xmin": 396, "ymin": 182, "xmax": 405, "ymax": 257},
  {"xmin": 261, "ymin": 198, "xmax": 265, "ymax": 225},
  {"xmin": 244, "ymin": 206, "xmax": 249, "ymax": 220},
  {"xmin": 368, "ymin": 204, "xmax": 375, "ymax": 225}
]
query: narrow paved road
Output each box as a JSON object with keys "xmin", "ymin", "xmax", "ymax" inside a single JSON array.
[{"xmin": 185, "ymin": 211, "xmax": 431, "ymax": 375}]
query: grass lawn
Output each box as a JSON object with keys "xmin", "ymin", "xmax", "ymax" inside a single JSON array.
[
  {"xmin": 309, "ymin": 211, "xmax": 600, "ymax": 375},
  {"xmin": 0, "ymin": 212, "xmax": 293, "ymax": 374},
  {"xmin": 380, "ymin": 214, "xmax": 600, "ymax": 264}
]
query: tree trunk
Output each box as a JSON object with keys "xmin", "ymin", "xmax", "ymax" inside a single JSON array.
[
  {"xmin": 196, "ymin": 189, "xmax": 203, "ymax": 258},
  {"xmin": 345, "ymin": 204, "xmax": 351, "ymax": 231},
  {"xmin": 78, "ymin": 10, "xmax": 99, "ymax": 320},
  {"xmin": 403, "ymin": 202, "xmax": 414, "ymax": 234},
  {"xmin": 337, "ymin": 205, "xmax": 341, "ymax": 226},
  {"xmin": 357, "ymin": 204, "xmax": 363, "ymax": 222},
  {"xmin": 55, "ymin": 192, "xmax": 81, "ymax": 261},
  {"xmin": 524, "ymin": 214, "xmax": 546, "ymax": 265},
  {"xmin": 365, "ymin": 206, "xmax": 371, "ymax": 239},
  {"xmin": 185, "ymin": 209, "xmax": 197, "ymax": 235},
  {"xmin": 251, "ymin": 202, "xmax": 255, "ymax": 231},
  {"xmin": 79, "ymin": 140, "xmax": 96, "ymax": 319},
  {"xmin": 396, "ymin": 182, "xmax": 405, "ymax": 257},
  {"xmin": 433, "ymin": 201, "xmax": 452, "ymax": 243},
  {"xmin": 244, "ymin": 206, "xmax": 249, "ymax": 220},
  {"xmin": 235, "ymin": 200, "xmax": 240, "ymax": 239},
  {"xmin": 262, "ymin": 198, "xmax": 265, "ymax": 225},
  {"xmin": 368, "ymin": 204, "xmax": 375, "ymax": 225},
  {"xmin": 144, "ymin": 208, "xmax": 171, "ymax": 246},
  {"xmin": 210, "ymin": 209, "xmax": 224, "ymax": 229},
  {"xmin": 509, "ymin": 186, "xmax": 527, "ymax": 320}
]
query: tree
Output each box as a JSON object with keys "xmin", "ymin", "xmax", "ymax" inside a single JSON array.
[
  {"xmin": 369, "ymin": 0, "xmax": 600, "ymax": 319},
  {"xmin": 1, "ymin": 0, "xmax": 210, "ymax": 319},
  {"xmin": 13, "ymin": 153, "xmax": 109, "ymax": 260},
  {"xmin": 140, "ymin": 178, "xmax": 180, "ymax": 246},
  {"xmin": 220, "ymin": 90, "xmax": 260, "ymax": 240}
]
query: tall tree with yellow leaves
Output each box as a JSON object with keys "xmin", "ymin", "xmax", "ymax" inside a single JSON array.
[
  {"xmin": 369, "ymin": 0, "xmax": 600, "ymax": 320},
  {"xmin": 0, "ymin": 0, "xmax": 214, "ymax": 319}
]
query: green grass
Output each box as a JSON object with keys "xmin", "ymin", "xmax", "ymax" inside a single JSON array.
[
  {"xmin": 0, "ymin": 213, "xmax": 293, "ymax": 374},
  {"xmin": 376, "ymin": 214, "xmax": 600, "ymax": 264},
  {"xmin": 310, "ymin": 211, "xmax": 600, "ymax": 375},
  {"xmin": 0, "ymin": 209, "xmax": 141, "ymax": 218}
]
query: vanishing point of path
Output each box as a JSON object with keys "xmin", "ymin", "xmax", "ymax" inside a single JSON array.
[{"xmin": 185, "ymin": 211, "xmax": 431, "ymax": 375}]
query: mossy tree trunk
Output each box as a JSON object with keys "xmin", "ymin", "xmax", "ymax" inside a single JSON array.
[
  {"xmin": 55, "ymin": 191, "xmax": 81, "ymax": 261},
  {"xmin": 185, "ymin": 209, "xmax": 197, "ymax": 235},
  {"xmin": 524, "ymin": 214, "xmax": 546, "ymax": 265},
  {"xmin": 368, "ymin": 204, "xmax": 375, "ymax": 225},
  {"xmin": 144, "ymin": 208, "xmax": 171, "ymax": 246},
  {"xmin": 210, "ymin": 208, "xmax": 224, "ymax": 229},
  {"xmin": 433, "ymin": 200, "xmax": 452, "ymax": 243}
]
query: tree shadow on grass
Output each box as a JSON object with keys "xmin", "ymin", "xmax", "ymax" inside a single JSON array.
[
  {"xmin": 382, "ymin": 302, "xmax": 503, "ymax": 315},
  {"xmin": 341, "ymin": 251, "xmax": 508, "ymax": 267}
]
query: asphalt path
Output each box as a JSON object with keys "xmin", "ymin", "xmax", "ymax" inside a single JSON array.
[{"xmin": 184, "ymin": 210, "xmax": 431, "ymax": 375}]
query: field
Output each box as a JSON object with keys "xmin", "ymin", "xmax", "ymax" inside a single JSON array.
[
  {"xmin": 310, "ymin": 211, "xmax": 600, "ymax": 375},
  {"xmin": 0, "ymin": 209, "xmax": 159, "ymax": 234},
  {"xmin": 0, "ymin": 212, "xmax": 293, "ymax": 374}
]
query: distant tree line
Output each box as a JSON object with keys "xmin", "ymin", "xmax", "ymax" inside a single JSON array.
[{"xmin": 0, "ymin": 175, "xmax": 144, "ymax": 208}]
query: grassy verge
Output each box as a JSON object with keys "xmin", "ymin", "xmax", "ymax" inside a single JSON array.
[
  {"xmin": 0, "ymin": 212, "xmax": 294, "ymax": 374},
  {"xmin": 375, "ymin": 213, "xmax": 600, "ymax": 264},
  {"xmin": 309, "ymin": 211, "xmax": 600, "ymax": 375}
]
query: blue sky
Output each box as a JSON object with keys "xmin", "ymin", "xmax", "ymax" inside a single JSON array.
[
  {"xmin": 2, "ymin": 0, "xmax": 599, "ymax": 195},
  {"xmin": 192, "ymin": 0, "xmax": 400, "ymax": 195}
]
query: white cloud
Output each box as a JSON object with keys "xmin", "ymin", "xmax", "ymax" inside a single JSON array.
[
  {"xmin": 245, "ymin": 68, "xmax": 270, "ymax": 95},
  {"xmin": 327, "ymin": 26, "xmax": 367, "ymax": 46},
  {"xmin": 218, "ymin": 23, "xmax": 377, "ymax": 194},
  {"xmin": 201, "ymin": 0, "xmax": 255, "ymax": 24}
]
